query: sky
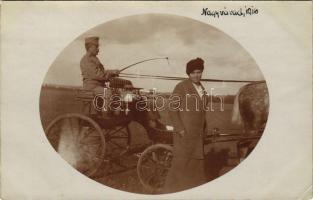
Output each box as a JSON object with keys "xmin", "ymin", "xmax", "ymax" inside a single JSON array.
[{"xmin": 43, "ymin": 14, "xmax": 265, "ymax": 95}]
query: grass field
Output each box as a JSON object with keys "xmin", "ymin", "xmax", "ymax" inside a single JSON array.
[{"xmin": 40, "ymin": 86, "xmax": 245, "ymax": 194}]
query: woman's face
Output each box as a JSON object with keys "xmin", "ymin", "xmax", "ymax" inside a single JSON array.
[{"xmin": 188, "ymin": 69, "xmax": 203, "ymax": 84}]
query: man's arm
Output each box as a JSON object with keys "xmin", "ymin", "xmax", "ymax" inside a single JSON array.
[
  {"xmin": 81, "ymin": 57, "xmax": 119, "ymax": 81},
  {"xmin": 93, "ymin": 63, "xmax": 107, "ymax": 81},
  {"xmin": 93, "ymin": 57, "xmax": 119, "ymax": 80},
  {"xmin": 103, "ymin": 69, "xmax": 119, "ymax": 80}
]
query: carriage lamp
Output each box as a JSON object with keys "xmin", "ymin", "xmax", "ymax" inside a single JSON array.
[
  {"xmin": 166, "ymin": 125, "xmax": 174, "ymax": 131},
  {"xmin": 105, "ymin": 81, "xmax": 110, "ymax": 88},
  {"xmin": 124, "ymin": 92, "xmax": 133, "ymax": 102},
  {"xmin": 123, "ymin": 92, "xmax": 133, "ymax": 115}
]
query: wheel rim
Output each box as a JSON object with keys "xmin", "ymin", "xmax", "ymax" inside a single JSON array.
[
  {"xmin": 137, "ymin": 144, "xmax": 173, "ymax": 192},
  {"xmin": 45, "ymin": 113, "xmax": 106, "ymax": 177}
]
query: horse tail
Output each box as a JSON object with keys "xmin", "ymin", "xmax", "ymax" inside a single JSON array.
[{"xmin": 231, "ymin": 88, "xmax": 243, "ymax": 125}]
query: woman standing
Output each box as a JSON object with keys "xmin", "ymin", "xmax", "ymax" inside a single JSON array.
[{"xmin": 163, "ymin": 58, "xmax": 208, "ymax": 193}]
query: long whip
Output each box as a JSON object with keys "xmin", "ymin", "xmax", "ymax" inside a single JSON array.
[{"xmin": 119, "ymin": 57, "xmax": 169, "ymax": 73}]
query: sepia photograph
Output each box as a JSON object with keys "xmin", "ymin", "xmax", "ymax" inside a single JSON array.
[{"xmin": 39, "ymin": 14, "xmax": 268, "ymax": 194}]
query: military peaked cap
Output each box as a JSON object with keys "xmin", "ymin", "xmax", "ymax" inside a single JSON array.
[{"xmin": 85, "ymin": 36, "xmax": 99, "ymax": 45}]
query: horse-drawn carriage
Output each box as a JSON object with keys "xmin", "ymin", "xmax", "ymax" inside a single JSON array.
[{"xmin": 44, "ymin": 79, "xmax": 268, "ymax": 193}]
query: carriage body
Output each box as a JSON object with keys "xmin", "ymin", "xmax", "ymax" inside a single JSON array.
[{"xmin": 45, "ymin": 83, "xmax": 174, "ymax": 174}]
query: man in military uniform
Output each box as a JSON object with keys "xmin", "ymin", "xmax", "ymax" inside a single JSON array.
[
  {"xmin": 80, "ymin": 36, "xmax": 120, "ymax": 92},
  {"xmin": 79, "ymin": 36, "xmax": 161, "ymax": 126}
]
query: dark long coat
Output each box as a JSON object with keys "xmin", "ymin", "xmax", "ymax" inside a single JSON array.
[{"xmin": 163, "ymin": 79, "xmax": 208, "ymax": 193}]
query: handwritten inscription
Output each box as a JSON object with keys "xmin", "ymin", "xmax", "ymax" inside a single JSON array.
[{"xmin": 201, "ymin": 6, "xmax": 259, "ymax": 18}]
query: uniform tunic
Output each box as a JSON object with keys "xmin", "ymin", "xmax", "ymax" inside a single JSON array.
[
  {"xmin": 80, "ymin": 54, "xmax": 119, "ymax": 114},
  {"xmin": 80, "ymin": 54, "xmax": 110, "ymax": 90},
  {"xmin": 163, "ymin": 79, "xmax": 208, "ymax": 193}
]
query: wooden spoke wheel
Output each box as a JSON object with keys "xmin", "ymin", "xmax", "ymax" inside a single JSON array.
[
  {"xmin": 137, "ymin": 144, "xmax": 173, "ymax": 193},
  {"xmin": 103, "ymin": 124, "xmax": 132, "ymax": 158},
  {"xmin": 45, "ymin": 113, "xmax": 106, "ymax": 177}
]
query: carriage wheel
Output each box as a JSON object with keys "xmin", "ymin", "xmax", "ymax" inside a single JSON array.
[
  {"xmin": 103, "ymin": 123, "xmax": 132, "ymax": 158},
  {"xmin": 137, "ymin": 144, "xmax": 173, "ymax": 193},
  {"xmin": 45, "ymin": 113, "xmax": 106, "ymax": 177}
]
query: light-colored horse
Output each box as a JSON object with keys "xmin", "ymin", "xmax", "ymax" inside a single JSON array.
[{"xmin": 231, "ymin": 82, "xmax": 269, "ymax": 161}]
